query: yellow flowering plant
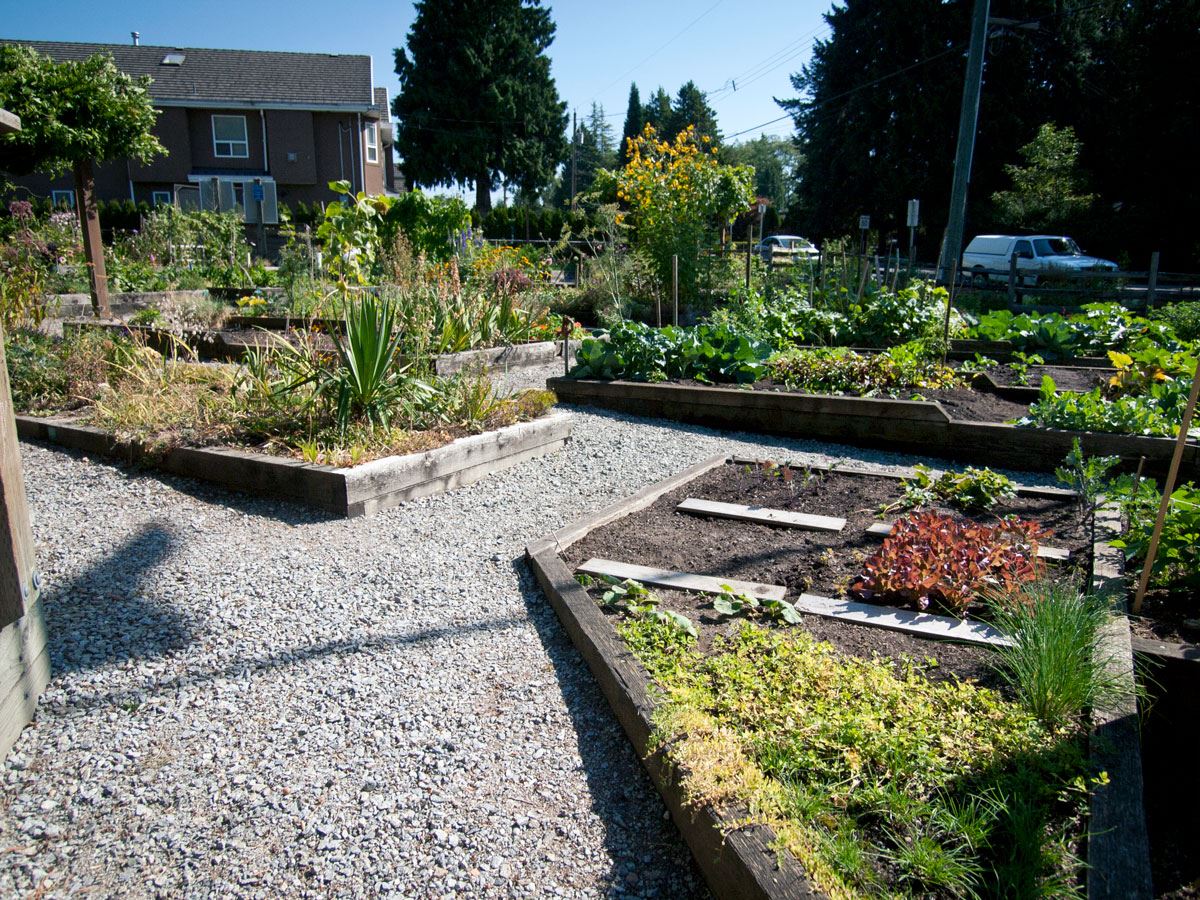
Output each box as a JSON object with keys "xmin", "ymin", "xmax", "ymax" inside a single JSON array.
[{"xmin": 607, "ymin": 124, "xmax": 754, "ymax": 305}]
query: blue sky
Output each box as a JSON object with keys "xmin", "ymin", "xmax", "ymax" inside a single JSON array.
[{"xmin": 2, "ymin": 0, "xmax": 831, "ymax": 140}]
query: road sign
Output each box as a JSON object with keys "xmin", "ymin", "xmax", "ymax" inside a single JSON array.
[
  {"xmin": 252, "ymin": 182, "xmax": 264, "ymax": 202},
  {"xmin": 858, "ymin": 215, "xmax": 870, "ymax": 230},
  {"xmin": 907, "ymin": 199, "xmax": 919, "ymax": 228},
  {"xmin": 757, "ymin": 202, "xmax": 767, "ymax": 216}
]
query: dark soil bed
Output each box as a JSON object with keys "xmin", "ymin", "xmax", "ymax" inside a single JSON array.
[
  {"xmin": 982, "ymin": 364, "xmax": 1107, "ymax": 392},
  {"xmin": 563, "ymin": 463, "xmax": 1089, "ymax": 686},
  {"xmin": 1128, "ymin": 588, "xmax": 1200, "ymax": 647},
  {"xmin": 743, "ymin": 379, "xmax": 1031, "ymax": 423}
]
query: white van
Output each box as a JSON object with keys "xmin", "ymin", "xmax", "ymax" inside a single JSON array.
[{"xmin": 961, "ymin": 235, "xmax": 1118, "ymax": 284}]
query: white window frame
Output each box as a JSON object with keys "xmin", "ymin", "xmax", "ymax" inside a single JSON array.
[
  {"xmin": 365, "ymin": 122, "xmax": 379, "ymax": 164},
  {"xmin": 51, "ymin": 189, "xmax": 75, "ymax": 209},
  {"xmin": 212, "ymin": 114, "xmax": 249, "ymax": 158},
  {"xmin": 151, "ymin": 190, "xmax": 172, "ymax": 206}
]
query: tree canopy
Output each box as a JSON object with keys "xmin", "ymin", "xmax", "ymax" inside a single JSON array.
[
  {"xmin": 0, "ymin": 45, "xmax": 163, "ymax": 177},
  {"xmin": 779, "ymin": 0, "xmax": 1199, "ymax": 267},
  {"xmin": 392, "ymin": 0, "xmax": 568, "ymax": 212},
  {"xmin": 992, "ymin": 123, "xmax": 1095, "ymax": 232}
]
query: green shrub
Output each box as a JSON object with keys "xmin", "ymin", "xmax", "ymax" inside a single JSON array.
[{"xmin": 1149, "ymin": 301, "xmax": 1200, "ymax": 342}]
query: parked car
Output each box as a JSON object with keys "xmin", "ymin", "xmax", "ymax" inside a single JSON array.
[
  {"xmin": 962, "ymin": 234, "xmax": 1118, "ymax": 285},
  {"xmin": 754, "ymin": 234, "xmax": 820, "ymax": 264}
]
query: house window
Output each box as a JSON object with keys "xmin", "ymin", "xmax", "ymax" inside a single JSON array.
[
  {"xmin": 151, "ymin": 191, "xmax": 172, "ymax": 206},
  {"xmin": 212, "ymin": 115, "xmax": 249, "ymax": 158},
  {"xmin": 365, "ymin": 122, "xmax": 378, "ymax": 164},
  {"xmin": 51, "ymin": 190, "xmax": 75, "ymax": 209}
]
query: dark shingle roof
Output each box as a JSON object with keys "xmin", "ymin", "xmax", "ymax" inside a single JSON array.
[{"xmin": 3, "ymin": 39, "xmax": 375, "ymax": 110}]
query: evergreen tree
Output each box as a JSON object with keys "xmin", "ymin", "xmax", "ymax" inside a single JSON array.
[
  {"xmin": 667, "ymin": 81, "xmax": 721, "ymax": 144},
  {"xmin": 551, "ymin": 103, "xmax": 616, "ymax": 208},
  {"xmin": 643, "ymin": 87, "xmax": 673, "ymax": 133},
  {"xmin": 619, "ymin": 83, "xmax": 643, "ymax": 165},
  {"xmin": 392, "ymin": 0, "xmax": 568, "ymax": 212},
  {"xmin": 587, "ymin": 101, "xmax": 616, "ymax": 164}
]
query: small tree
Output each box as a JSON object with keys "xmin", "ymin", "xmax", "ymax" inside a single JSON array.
[
  {"xmin": 0, "ymin": 46, "xmax": 164, "ymax": 317},
  {"xmin": 606, "ymin": 124, "xmax": 754, "ymax": 305},
  {"xmin": 992, "ymin": 123, "xmax": 1096, "ymax": 232}
]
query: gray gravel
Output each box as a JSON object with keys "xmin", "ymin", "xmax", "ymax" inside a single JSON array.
[{"xmin": 0, "ymin": 361, "xmax": 1044, "ymax": 897}]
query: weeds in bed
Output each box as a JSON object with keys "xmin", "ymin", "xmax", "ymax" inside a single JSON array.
[
  {"xmin": 619, "ymin": 618, "xmax": 1090, "ymax": 898},
  {"xmin": 883, "ymin": 464, "xmax": 1017, "ymax": 514}
]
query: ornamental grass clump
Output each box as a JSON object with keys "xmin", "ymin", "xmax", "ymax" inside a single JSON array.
[
  {"xmin": 988, "ymin": 578, "xmax": 1131, "ymax": 729},
  {"xmin": 851, "ymin": 511, "xmax": 1045, "ymax": 615}
]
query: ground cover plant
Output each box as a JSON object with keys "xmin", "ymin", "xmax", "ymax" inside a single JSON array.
[
  {"xmin": 562, "ymin": 460, "xmax": 1117, "ymax": 896},
  {"xmin": 618, "ymin": 615, "xmax": 1091, "ymax": 898}
]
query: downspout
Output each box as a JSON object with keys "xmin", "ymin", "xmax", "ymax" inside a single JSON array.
[
  {"xmin": 337, "ymin": 121, "xmax": 346, "ymax": 188},
  {"xmin": 127, "ymin": 159, "xmax": 135, "ymax": 202},
  {"xmin": 260, "ymin": 109, "xmax": 269, "ymax": 175},
  {"xmin": 356, "ymin": 112, "xmax": 365, "ymax": 194}
]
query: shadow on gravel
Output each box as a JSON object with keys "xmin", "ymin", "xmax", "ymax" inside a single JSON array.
[
  {"xmin": 512, "ymin": 557, "xmax": 709, "ymax": 899},
  {"xmin": 66, "ymin": 616, "xmax": 526, "ymax": 711},
  {"xmin": 25, "ymin": 438, "xmax": 332, "ymax": 527},
  {"xmin": 45, "ymin": 522, "xmax": 193, "ymax": 674}
]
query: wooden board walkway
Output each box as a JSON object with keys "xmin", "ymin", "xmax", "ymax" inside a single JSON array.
[
  {"xmin": 677, "ymin": 498, "xmax": 845, "ymax": 532},
  {"xmin": 792, "ymin": 593, "xmax": 1012, "ymax": 647},
  {"xmin": 575, "ymin": 559, "xmax": 787, "ymax": 602},
  {"xmin": 865, "ymin": 521, "xmax": 1070, "ymax": 561}
]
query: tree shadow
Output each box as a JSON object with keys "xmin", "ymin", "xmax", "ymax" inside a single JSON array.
[
  {"xmin": 43, "ymin": 522, "xmax": 195, "ymax": 674},
  {"xmin": 25, "ymin": 438, "xmax": 336, "ymax": 526},
  {"xmin": 511, "ymin": 556, "xmax": 710, "ymax": 899},
  {"xmin": 60, "ymin": 615, "xmax": 527, "ymax": 713}
]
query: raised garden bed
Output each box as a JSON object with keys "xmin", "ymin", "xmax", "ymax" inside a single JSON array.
[
  {"xmin": 64, "ymin": 320, "xmax": 580, "ymax": 373},
  {"xmin": 17, "ymin": 412, "xmax": 571, "ymax": 518},
  {"xmin": 548, "ymin": 376, "xmax": 1200, "ymax": 480},
  {"xmin": 526, "ymin": 456, "xmax": 1151, "ymax": 898}
]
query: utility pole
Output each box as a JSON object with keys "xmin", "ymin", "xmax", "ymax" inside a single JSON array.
[
  {"xmin": 936, "ymin": 0, "xmax": 991, "ymax": 285},
  {"xmin": 570, "ymin": 109, "xmax": 578, "ymax": 211}
]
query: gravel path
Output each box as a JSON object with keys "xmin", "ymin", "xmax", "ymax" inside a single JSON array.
[{"xmin": 0, "ymin": 362, "xmax": 1047, "ymax": 898}]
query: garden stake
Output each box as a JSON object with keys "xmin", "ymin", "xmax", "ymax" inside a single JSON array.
[
  {"xmin": 561, "ymin": 318, "xmax": 571, "ymax": 376},
  {"xmin": 940, "ymin": 259, "xmax": 960, "ymax": 366},
  {"xmin": 672, "ymin": 254, "xmax": 679, "ymax": 326},
  {"xmin": 1132, "ymin": 368, "xmax": 1200, "ymax": 613}
]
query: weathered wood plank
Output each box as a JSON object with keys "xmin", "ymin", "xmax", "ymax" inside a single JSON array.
[
  {"xmin": 576, "ymin": 558, "xmax": 786, "ymax": 602},
  {"xmin": 677, "ymin": 498, "xmax": 845, "ymax": 532},
  {"xmin": 791, "ymin": 592, "xmax": 1012, "ymax": 646},
  {"xmin": 864, "ymin": 521, "xmax": 1070, "ymax": 560},
  {"xmin": 528, "ymin": 545, "xmax": 821, "ymax": 898},
  {"xmin": 1088, "ymin": 503, "xmax": 1152, "ymax": 899}
]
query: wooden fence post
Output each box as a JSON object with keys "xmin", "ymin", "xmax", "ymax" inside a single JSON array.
[
  {"xmin": 1146, "ymin": 251, "xmax": 1160, "ymax": 309},
  {"xmin": 1007, "ymin": 254, "xmax": 1019, "ymax": 306}
]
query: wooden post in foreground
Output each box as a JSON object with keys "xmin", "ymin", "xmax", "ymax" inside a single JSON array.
[
  {"xmin": 0, "ymin": 108, "xmax": 50, "ymax": 761},
  {"xmin": 73, "ymin": 158, "xmax": 111, "ymax": 318},
  {"xmin": 1132, "ymin": 369, "xmax": 1200, "ymax": 613}
]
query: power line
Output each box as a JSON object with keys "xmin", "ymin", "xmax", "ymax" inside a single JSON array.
[
  {"xmin": 706, "ymin": 23, "xmax": 831, "ymax": 101},
  {"xmin": 587, "ymin": 0, "xmax": 726, "ymax": 104},
  {"xmin": 724, "ymin": 43, "xmax": 964, "ymax": 141}
]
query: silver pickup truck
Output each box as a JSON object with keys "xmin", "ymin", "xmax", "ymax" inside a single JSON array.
[{"xmin": 962, "ymin": 234, "xmax": 1118, "ymax": 285}]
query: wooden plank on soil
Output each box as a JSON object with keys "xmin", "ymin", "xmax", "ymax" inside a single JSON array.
[
  {"xmin": 792, "ymin": 593, "xmax": 1012, "ymax": 647},
  {"xmin": 576, "ymin": 559, "xmax": 786, "ymax": 602},
  {"xmin": 865, "ymin": 521, "xmax": 1070, "ymax": 561},
  {"xmin": 677, "ymin": 498, "xmax": 845, "ymax": 532}
]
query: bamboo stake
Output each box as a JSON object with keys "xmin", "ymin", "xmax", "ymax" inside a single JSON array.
[{"xmin": 1132, "ymin": 369, "xmax": 1200, "ymax": 613}]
